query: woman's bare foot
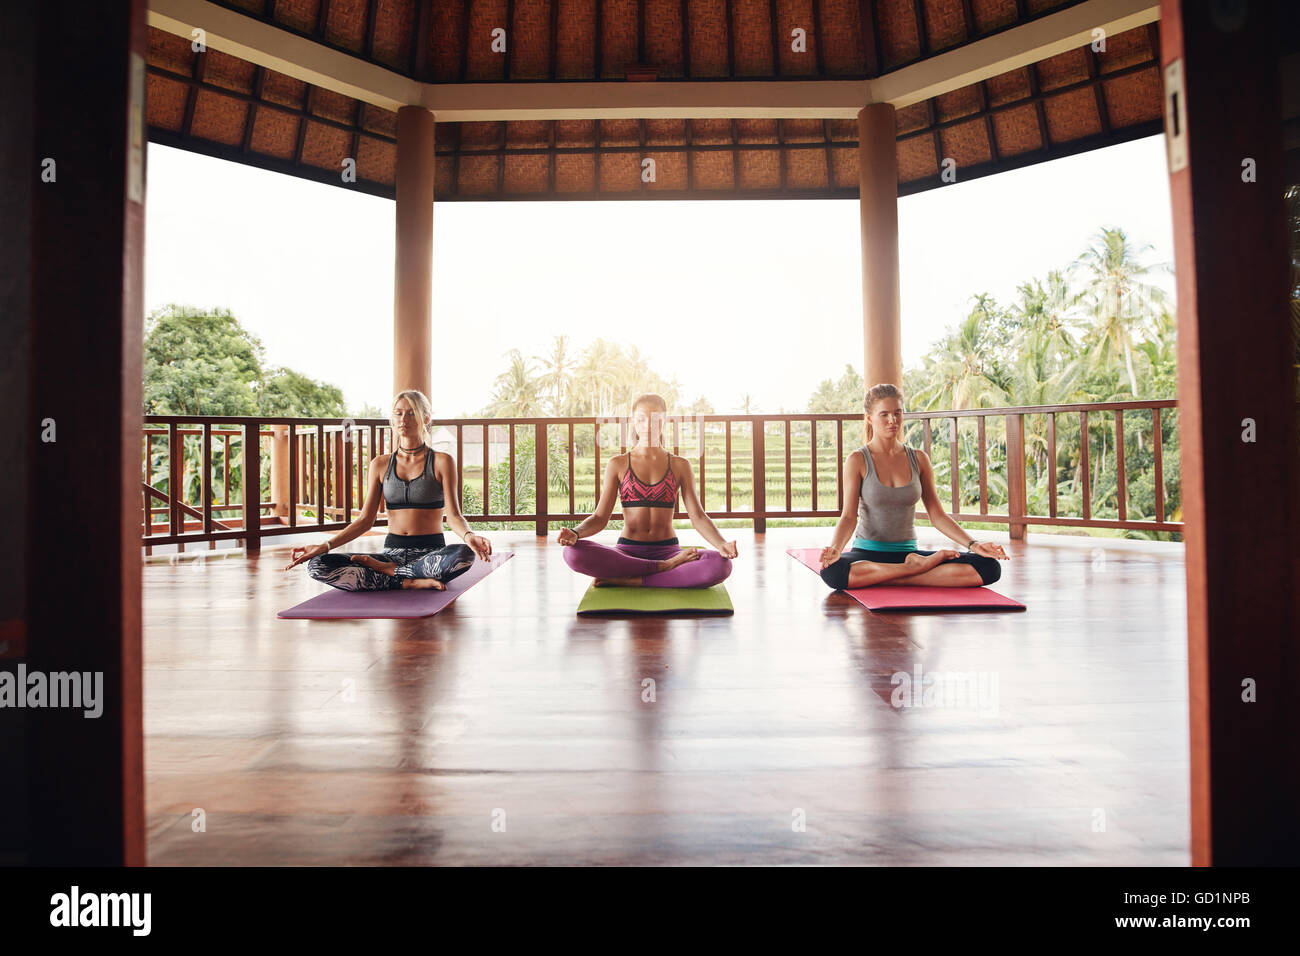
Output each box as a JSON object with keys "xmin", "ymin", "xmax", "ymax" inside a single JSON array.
[
  {"xmin": 401, "ymin": 577, "xmax": 446, "ymax": 590},
  {"xmin": 594, "ymin": 576, "xmax": 644, "ymax": 587},
  {"xmin": 351, "ymin": 554, "xmax": 397, "ymax": 576},
  {"xmin": 657, "ymin": 548, "xmax": 701, "ymax": 573},
  {"xmin": 903, "ymin": 550, "xmax": 959, "ymax": 574}
]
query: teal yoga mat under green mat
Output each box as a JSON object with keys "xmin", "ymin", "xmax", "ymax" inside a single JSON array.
[{"xmin": 575, "ymin": 583, "xmax": 734, "ymax": 615}]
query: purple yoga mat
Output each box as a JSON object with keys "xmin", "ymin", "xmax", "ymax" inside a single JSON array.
[{"xmin": 278, "ymin": 552, "xmax": 513, "ymax": 619}]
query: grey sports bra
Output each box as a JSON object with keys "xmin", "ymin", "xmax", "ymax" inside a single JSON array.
[{"xmin": 383, "ymin": 446, "xmax": 444, "ymax": 510}]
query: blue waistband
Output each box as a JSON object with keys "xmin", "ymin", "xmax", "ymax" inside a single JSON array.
[{"xmin": 852, "ymin": 537, "xmax": 917, "ymax": 552}]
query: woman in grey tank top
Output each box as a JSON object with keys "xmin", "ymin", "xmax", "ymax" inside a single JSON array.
[{"xmin": 817, "ymin": 384, "xmax": 1008, "ymax": 590}]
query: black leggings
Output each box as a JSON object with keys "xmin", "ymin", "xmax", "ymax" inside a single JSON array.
[{"xmin": 820, "ymin": 547, "xmax": 1001, "ymax": 590}]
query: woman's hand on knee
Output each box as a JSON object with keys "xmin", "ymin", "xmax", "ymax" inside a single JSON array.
[
  {"xmin": 285, "ymin": 542, "xmax": 328, "ymax": 570},
  {"xmin": 557, "ymin": 527, "xmax": 578, "ymax": 547},
  {"xmin": 464, "ymin": 532, "xmax": 491, "ymax": 561},
  {"xmin": 717, "ymin": 540, "xmax": 738, "ymax": 560}
]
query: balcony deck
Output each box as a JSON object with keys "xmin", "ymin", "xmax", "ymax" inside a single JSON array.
[{"xmin": 143, "ymin": 527, "xmax": 1190, "ymax": 865}]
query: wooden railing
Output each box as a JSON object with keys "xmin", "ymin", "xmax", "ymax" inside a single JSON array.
[{"xmin": 142, "ymin": 400, "xmax": 1183, "ymax": 552}]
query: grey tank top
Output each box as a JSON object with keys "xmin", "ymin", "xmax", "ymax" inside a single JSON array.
[
  {"xmin": 854, "ymin": 444, "xmax": 922, "ymax": 542},
  {"xmin": 383, "ymin": 447, "xmax": 445, "ymax": 510}
]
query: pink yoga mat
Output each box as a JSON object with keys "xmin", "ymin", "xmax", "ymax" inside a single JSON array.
[
  {"xmin": 787, "ymin": 548, "xmax": 1024, "ymax": 612},
  {"xmin": 278, "ymin": 552, "xmax": 513, "ymax": 619}
]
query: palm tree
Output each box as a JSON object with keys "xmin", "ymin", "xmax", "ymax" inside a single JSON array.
[
  {"xmin": 1072, "ymin": 227, "xmax": 1170, "ymax": 398},
  {"xmin": 535, "ymin": 335, "xmax": 575, "ymax": 417},
  {"xmin": 739, "ymin": 394, "xmax": 756, "ymax": 415},
  {"xmin": 910, "ymin": 307, "xmax": 1009, "ymax": 410},
  {"xmin": 574, "ymin": 339, "xmax": 620, "ymax": 416},
  {"xmin": 484, "ymin": 349, "xmax": 542, "ymax": 417}
]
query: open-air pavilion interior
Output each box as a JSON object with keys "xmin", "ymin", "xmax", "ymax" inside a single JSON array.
[{"xmin": 1, "ymin": 0, "xmax": 1297, "ymax": 868}]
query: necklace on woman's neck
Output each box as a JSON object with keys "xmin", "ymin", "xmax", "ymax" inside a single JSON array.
[{"xmin": 398, "ymin": 441, "xmax": 426, "ymax": 454}]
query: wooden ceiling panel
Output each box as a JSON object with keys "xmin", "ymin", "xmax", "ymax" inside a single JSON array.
[
  {"xmin": 505, "ymin": 120, "xmax": 552, "ymax": 148},
  {"xmin": 555, "ymin": 119, "xmax": 598, "ymax": 147},
  {"xmin": 357, "ymin": 134, "xmax": 397, "ymax": 184},
  {"xmin": 146, "ymin": 74, "xmax": 190, "ymax": 131},
  {"xmin": 731, "ymin": 0, "xmax": 777, "ymax": 77},
  {"xmin": 249, "ymin": 108, "xmax": 301, "ymax": 159},
  {"xmin": 274, "ymin": 0, "xmax": 322, "ymax": 35},
  {"xmin": 646, "ymin": 151, "xmax": 689, "ymax": 190},
  {"xmin": 991, "ymin": 102, "xmax": 1045, "ymax": 156},
  {"xmin": 1102, "ymin": 68, "xmax": 1162, "ymax": 127},
  {"xmin": 689, "ymin": 0, "xmax": 731, "ymax": 78},
  {"xmin": 692, "ymin": 150, "xmax": 736, "ymax": 189},
  {"xmin": 457, "ymin": 154, "xmax": 501, "ymax": 193},
  {"xmin": 1036, "ymin": 47, "xmax": 1090, "ymax": 91},
  {"xmin": 311, "ymin": 87, "xmax": 358, "ymax": 125},
  {"xmin": 598, "ymin": 118, "xmax": 641, "ymax": 146},
  {"xmin": 645, "ymin": 118, "xmax": 688, "ymax": 144},
  {"xmin": 738, "ymin": 149, "xmax": 782, "ymax": 189},
  {"xmin": 300, "ymin": 120, "xmax": 352, "ymax": 170},
  {"xmin": 149, "ymin": 28, "xmax": 196, "ymax": 75},
  {"xmin": 510, "ymin": 0, "xmax": 554, "ymax": 78},
  {"xmin": 555, "ymin": 0, "xmax": 598, "ymax": 79},
  {"xmin": 775, "ymin": 0, "xmax": 818, "ymax": 77},
  {"xmin": 429, "ymin": 0, "xmax": 468, "ymax": 81},
  {"xmin": 598, "ymin": 151, "xmax": 643, "ymax": 190},
  {"xmin": 969, "ymin": 0, "xmax": 1019, "ymax": 33},
  {"xmin": 324, "ymin": 0, "xmax": 369, "ymax": 53},
  {"xmin": 925, "ymin": 0, "xmax": 970, "ymax": 53},
  {"xmin": 503, "ymin": 153, "xmax": 551, "ymax": 192},
  {"xmin": 984, "ymin": 66, "xmax": 1032, "ymax": 106},
  {"xmin": 190, "ymin": 90, "xmax": 250, "ymax": 146},
  {"xmin": 935, "ymin": 84, "xmax": 983, "ymax": 122},
  {"xmin": 601, "ymin": 0, "xmax": 638, "ymax": 78},
  {"xmin": 202, "ymin": 49, "xmax": 258, "ymax": 94},
  {"xmin": 735, "ymin": 118, "xmax": 779, "ymax": 143},
  {"xmin": 897, "ymin": 132, "xmax": 939, "ymax": 181},
  {"xmin": 786, "ymin": 145, "xmax": 831, "ymax": 188},
  {"xmin": 466, "ymin": 0, "xmax": 510, "ymax": 81},
  {"xmin": 820, "ymin": 0, "xmax": 869, "ymax": 75},
  {"xmin": 876, "ymin": 0, "xmax": 923, "ymax": 70},
  {"xmin": 939, "ymin": 116, "xmax": 993, "ymax": 168},
  {"xmin": 644, "ymin": 0, "xmax": 687, "ymax": 76},
  {"xmin": 370, "ymin": 0, "xmax": 418, "ymax": 70},
  {"xmin": 1098, "ymin": 24, "xmax": 1155, "ymax": 73},
  {"xmin": 260, "ymin": 70, "xmax": 308, "ymax": 109},
  {"xmin": 555, "ymin": 152, "xmax": 596, "ymax": 191},
  {"xmin": 1042, "ymin": 86, "xmax": 1104, "ymax": 142}
]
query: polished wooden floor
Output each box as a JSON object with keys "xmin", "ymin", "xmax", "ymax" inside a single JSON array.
[{"xmin": 143, "ymin": 527, "xmax": 1191, "ymax": 865}]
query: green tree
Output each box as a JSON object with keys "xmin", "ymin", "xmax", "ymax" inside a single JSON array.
[
  {"xmin": 144, "ymin": 305, "xmax": 262, "ymax": 415},
  {"xmin": 1072, "ymin": 227, "xmax": 1170, "ymax": 398},
  {"xmin": 807, "ymin": 364, "xmax": 866, "ymax": 413},
  {"xmin": 259, "ymin": 367, "xmax": 346, "ymax": 418}
]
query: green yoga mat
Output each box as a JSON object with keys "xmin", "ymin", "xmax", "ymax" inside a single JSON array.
[{"xmin": 576, "ymin": 583, "xmax": 734, "ymax": 616}]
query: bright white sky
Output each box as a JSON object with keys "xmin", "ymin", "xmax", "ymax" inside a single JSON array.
[{"xmin": 144, "ymin": 133, "xmax": 1174, "ymax": 417}]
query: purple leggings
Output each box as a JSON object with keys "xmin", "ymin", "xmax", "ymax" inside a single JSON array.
[{"xmin": 563, "ymin": 537, "xmax": 732, "ymax": 588}]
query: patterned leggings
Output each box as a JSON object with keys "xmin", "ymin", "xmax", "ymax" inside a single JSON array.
[
  {"xmin": 307, "ymin": 533, "xmax": 476, "ymax": 591},
  {"xmin": 563, "ymin": 537, "xmax": 732, "ymax": 588}
]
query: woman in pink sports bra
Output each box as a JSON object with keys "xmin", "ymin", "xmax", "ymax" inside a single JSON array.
[{"xmin": 558, "ymin": 393, "xmax": 737, "ymax": 588}]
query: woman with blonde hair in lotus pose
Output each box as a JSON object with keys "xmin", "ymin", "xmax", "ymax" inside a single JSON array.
[
  {"xmin": 819, "ymin": 383, "xmax": 1007, "ymax": 590},
  {"xmin": 558, "ymin": 393, "xmax": 736, "ymax": 588},
  {"xmin": 283, "ymin": 389, "xmax": 491, "ymax": 590}
]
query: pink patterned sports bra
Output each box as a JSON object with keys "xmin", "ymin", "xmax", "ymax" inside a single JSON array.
[{"xmin": 619, "ymin": 455, "xmax": 679, "ymax": 509}]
